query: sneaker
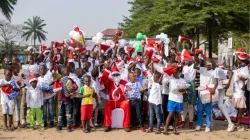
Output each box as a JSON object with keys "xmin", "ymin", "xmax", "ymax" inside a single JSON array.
[
  {"xmin": 131, "ymin": 127, "xmax": 137, "ymax": 131},
  {"xmin": 189, "ymin": 122, "xmax": 194, "ymax": 129},
  {"xmin": 71, "ymin": 124, "xmax": 76, "ymax": 129},
  {"xmin": 176, "ymin": 121, "xmax": 185, "ymax": 128},
  {"xmin": 205, "ymin": 127, "xmax": 210, "ymax": 132},
  {"xmin": 30, "ymin": 126, "xmax": 35, "ymax": 130},
  {"xmin": 41, "ymin": 126, "xmax": 46, "ymax": 130},
  {"xmin": 124, "ymin": 127, "xmax": 130, "ymax": 132},
  {"xmin": 195, "ymin": 126, "xmax": 201, "ymax": 131},
  {"xmin": 44, "ymin": 122, "xmax": 48, "ymax": 128},
  {"xmin": 67, "ymin": 126, "xmax": 72, "ymax": 132},
  {"xmin": 237, "ymin": 126, "xmax": 246, "ymax": 132},
  {"xmin": 146, "ymin": 128, "xmax": 153, "ymax": 133},
  {"xmin": 56, "ymin": 126, "xmax": 62, "ymax": 131},
  {"xmin": 168, "ymin": 125, "xmax": 174, "ymax": 130},
  {"xmin": 49, "ymin": 121, "xmax": 54, "ymax": 128},
  {"xmin": 94, "ymin": 123, "xmax": 100, "ymax": 127},
  {"xmin": 104, "ymin": 127, "xmax": 111, "ymax": 132},
  {"xmin": 227, "ymin": 123, "xmax": 235, "ymax": 132},
  {"xmin": 140, "ymin": 127, "xmax": 145, "ymax": 132}
]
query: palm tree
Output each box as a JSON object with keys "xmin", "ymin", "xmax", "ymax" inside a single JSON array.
[
  {"xmin": 22, "ymin": 16, "xmax": 47, "ymax": 47},
  {"xmin": 0, "ymin": 0, "xmax": 17, "ymax": 21}
]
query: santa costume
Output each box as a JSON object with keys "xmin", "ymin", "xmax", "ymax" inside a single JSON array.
[{"xmin": 101, "ymin": 66, "xmax": 131, "ymax": 132}]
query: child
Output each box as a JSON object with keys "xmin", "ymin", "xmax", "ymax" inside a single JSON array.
[
  {"xmin": 37, "ymin": 63, "xmax": 55, "ymax": 128},
  {"xmin": 195, "ymin": 59, "xmax": 218, "ymax": 132},
  {"xmin": 125, "ymin": 72, "xmax": 147, "ymax": 132},
  {"xmin": 57, "ymin": 67, "xmax": 74, "ymax": 132},
  {"xmin": 180, "ymin": 61, "xmax": 197, "ymax": 129},
  {"xmin": 161, "ymin": 65, "xmax": 188, "ymax": 135},
  {"xmin": 72, "ymin": 68, "xmax": 84, "ymax": 129},
  {"xmin": 146, "ymin": 71, "xmax": 162, "ymax": 134},
  {"xmin": 232, "ymin": 54, "xmax": 249, "ymax": 131},
  {"xmin": 0, "ymin": 68, "xmax": 20, "ymax": 131},
  {"xmin": 11, "ymin": 63, "xmax": 26, "ymax": 128},
  {"xmin": 26, "ymin": 75, "xmax": 44, "ymax": 130},
  {"xmin": 78, "ymin": 75, "xmax": 98, "ymax": 133}
]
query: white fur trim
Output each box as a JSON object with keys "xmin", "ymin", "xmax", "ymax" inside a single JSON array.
[
  {"xmin": 112, "ymin": 88, "xmax": 121, "ymax": 101},
  {"xmin": 53, "ymin": 88, "xmax": 62, "ymax": 92},
  {"xmin": 104, "ymin": 69, "xmax": 111, "ymax": 74},
  {"xmin": 111, "ymin": 71, "xmax": 120, "ymax": 75}
]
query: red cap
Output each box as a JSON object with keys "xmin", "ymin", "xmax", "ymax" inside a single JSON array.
[
  {"xmin": 238, "ymin": 53, "xmax": 249, "ymax": 60},
  {"xmin": 163, "ymin": 65, "xmax": 178, "ymax": 76},
  {"xmin": 111, "ymin": 66, "xmax": 120, "ymax": 75}
]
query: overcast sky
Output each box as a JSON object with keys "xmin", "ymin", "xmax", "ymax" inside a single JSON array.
[{"xmin": 0, "ymin": 0, "xmax": 131, "ymax": 45}]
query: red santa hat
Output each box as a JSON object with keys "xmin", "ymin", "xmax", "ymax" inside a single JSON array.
[
  {"xmin": 181, "ymin": 49, "xmax": 193, "ymax": 62},
  {"xmin": 100, "ymin": 44, "xmax": 111, "ymax": 54},
  {"xmin": 52, "ymin": 54, "xmax": 61, "ymax": 62},
  {"xmin": 68, "ymin": 51, "xmax": 74, "ymax": 62},
  {"xmin": 40, "ymin": 45, "xmax": 47, "ymax": 52},
  {"xmin": 124, "ymin": 46, "xmax": 134, "ymax": 53},
  {"xmin": 73, "ymin": 25, "xmax": 80, "ymax": 32},
  {"xmin": 111, "ymin": 66, "xmax": 120, "ymax": 75},
  {"xmin": 29, "ymin": 75, "xmax": 38, "ymax": 84},
  {"xmin": 238, "ymin": 53, "xmax": 249, "ymax": 60},
  {"xmin": 78, "ymin": 47, "xmax": 86, "ymax": 53},
  {"xmin": 163, "ymin": 65, "xmax": 178, "ymax": 76},
  {"xmin": 53, "ymin": 79, "xmax": 62, "ymax": 92},
  {"xmin": 55, "ymin": 47, "xmax": 62, "ymax": 54},
  {"xmin": 54, "ymin": 41, "xmax": 65, "ymax": 48},
  {"xmin": 117, "ymin": 30, "xmax": 124, "ymax": 38},
  {"xmin": 152, "ymin": 55, "xmax": 162, "ymax": 63},
  {"xmin": 43, "ymin": 49, "xmax": 51, "ymax": 57},
  {"xmin": 68, "ymin": 38, "xmax": 77, "ymax": 51},
  {"xmin": 235, "ymin": 48, "xmax": 243, "ymax": 54},
  {"xmin": 146, "ymin": 49, "xmax": 154, "ymax": 59},
  {"xmin": 146, "ymin": 38, "xmax": 155, "ymax": 47},
  {"xmin": 178, "ymin": 35, "xmax": 191, "ymax": 42},
  {"xmin": 195, "ymin": 49, "xmax": 200, "ymax": 55},
  {"xmin": 127, "ymin": 58, "xmax": 135, "ymax": 65}
]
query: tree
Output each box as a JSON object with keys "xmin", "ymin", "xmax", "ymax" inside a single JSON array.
[
  {"xmin": 0, "ymin": 20, "xmax": 23, "ymax": 59},
  {"xmin": 22, "ymin": 16, "xmax": 47, "ymax": 47},
  {"xmin": 119, "ymin": 0, "xmax": 250, "ymax": 58},
  {"xmin": 0, "ymin": 0, "xmax": 17, "ymax": 21}
]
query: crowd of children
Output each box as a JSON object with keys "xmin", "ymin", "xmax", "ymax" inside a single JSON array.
[{"xmin": 0, "ymin": 30, "xmax": 249, "ymax": 135}]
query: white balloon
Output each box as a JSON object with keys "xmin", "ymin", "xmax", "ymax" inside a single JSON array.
[{"xmin": 119, "ymin": 39, "xmax": 126, "ymax": 47}]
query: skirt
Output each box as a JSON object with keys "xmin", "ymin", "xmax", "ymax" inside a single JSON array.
[
  {"xmin": 232, "ymin": 97, "xmax": 246, "ymax": 109},
  {"xmin": 81, "ymin": 105, "xmax": 93, "ymax": 121}
]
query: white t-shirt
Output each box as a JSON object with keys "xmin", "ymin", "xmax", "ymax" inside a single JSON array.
[
  {"xmin": 232, "ymin": 70, "xmax": 245, "ymax": 98},
  {"xmin": 200, "ymin": 67, "xmax": 216, "ymax": 87},
  {"xmin": 26, "ymin": 86, "xmax": 43, "ymax": 108},
  {"xmin": 162, "ymin": 75, "xmax": 170, "ymax": 95},
  {"xmin": 37, "ymin": 71, "xmax": 55, "ymax": 100},
  {"xmin": 168, "ymin": 78, "xmax": 187, "ymax": 103},
  {"xmin": 182, "ymin": 64, "xmax": 196, "ymax": 82},
  {"xmin": 12, "ymin": 73, "xmax": 25, "ymax": 87},
  {"xmin": 0, "ymin": 79, "xmax": 20, "ymax": 104},
  {"xmin": 148, "ymin": 82, "xmax": 162, "ymax": 105}
]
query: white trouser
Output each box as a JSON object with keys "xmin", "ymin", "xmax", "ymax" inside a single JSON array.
[{"xmin": 218, "ymin": 89, "xmax": 232, "ymax": 125}]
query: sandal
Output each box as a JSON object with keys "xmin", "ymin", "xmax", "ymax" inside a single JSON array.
[
  {"xmin": 237, "ymin": 126, "xmax": 246, "ymax": 132},
  {"xmin": 83, "ymin": 128, "xmax": 89, "ymax": 133},
  {"xmin": 173, "ymin": 131, "xmax": 179, "ymax": 135},
  {"xmin": 155, "ymin": 129, "xmax": 161, "ymax": 134},
  {"xmin": 3, "ymin": 127, "xmax": 9, "ymax": 131},
  {"xmin": 163, "ymin": 131, "xmax": 169, "ymax": 135},
  {"xmin": 146, "ymin": 129, "xmax": 153, "ymax": 133}
]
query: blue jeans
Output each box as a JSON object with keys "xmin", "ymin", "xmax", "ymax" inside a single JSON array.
[
  {"xmin": 197, "ymin": 97, "xmax": 212, "ymax": 128},
  {"xmin": 14, "ymin": 97, "xmax": 21, "ymax": 121},
  {"xmin": 43, "ymin": 97, "xmax": 54, "ymax": 122},
  {"xmin": 58, "ymin": 100, "xmax": 72, "ymax": 127},
  {"xmin": 149, "ymin": 103, "xmax": 161, "ymax": 129}
]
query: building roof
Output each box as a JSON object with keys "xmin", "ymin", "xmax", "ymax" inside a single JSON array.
[{"xmin": 101, "ymin": 28, "xmax": 117, "ymax": 37}]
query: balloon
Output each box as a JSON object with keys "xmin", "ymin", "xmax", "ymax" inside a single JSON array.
[
  {"xmin": 118, "ymin": 39, "xmax": 126, "ymax": 47},
  {"xmin": 133, "ymin": 42, "xmax": 142, "ymax": 53},
  {"xmin": 136, "ymin": 33, "xmax": 147, "ymax": 40}
]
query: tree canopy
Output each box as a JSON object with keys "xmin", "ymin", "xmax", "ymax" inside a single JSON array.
[
  {"xmin": 119, "ymin": 0, "xmax": 250, "ymax": 56},
  {"xmin": 22, "ymin": 16, "xmax": 47, "ymax": 47},
  {"xmin": 0, "ymin": 0, "xmax": 17, "ymax": 21}
]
